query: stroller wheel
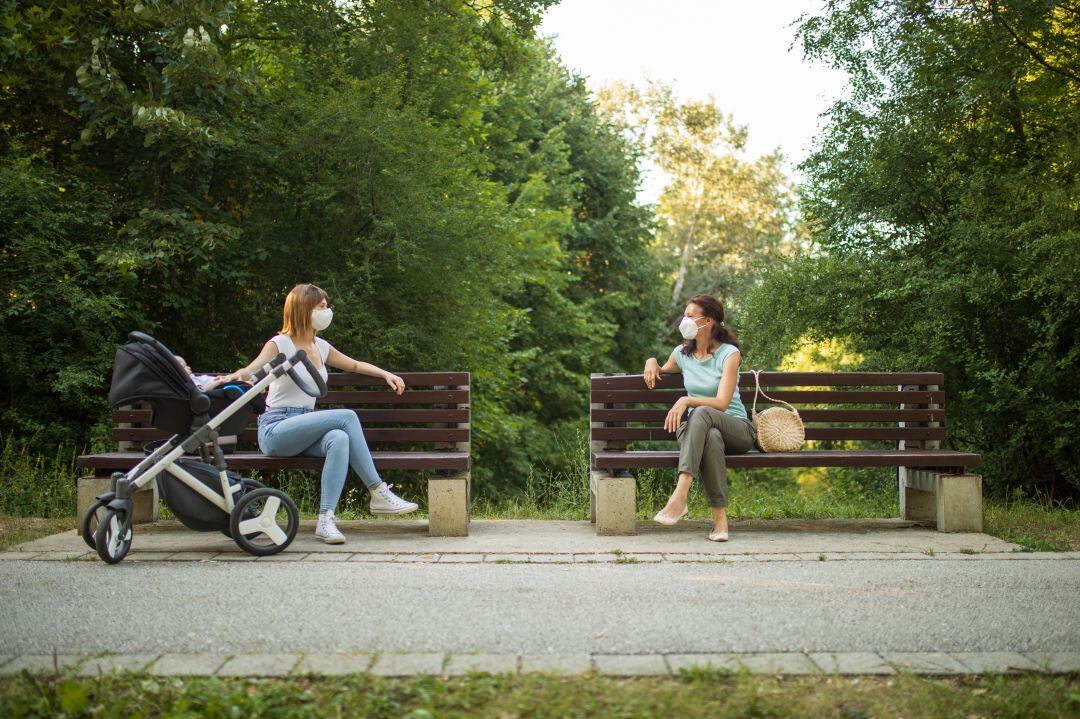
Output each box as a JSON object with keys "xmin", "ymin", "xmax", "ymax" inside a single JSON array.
[
  {"xmin": 230, "ymin": 488, "xmax": 298, "ymax": 556},
  {"xmin": 94, "ymin": 508, "xmax": 133, "ymax": 564},
  {"xmin": 79, "ymin": 498, "xmax": 111, "ymax": 549},
  {"xmin": 221, "ymin": 479, "xmax": 266, "ymax": 539}
]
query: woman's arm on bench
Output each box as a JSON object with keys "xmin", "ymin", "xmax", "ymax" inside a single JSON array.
[
  {"xmin": 327, "ymin": 345, "xmax": 405, "ymax": 395},
  {"xmin": 644, "ymin": 350, "xmax": 679, "ymax": 389}
]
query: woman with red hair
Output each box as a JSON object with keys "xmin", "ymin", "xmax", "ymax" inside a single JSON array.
[{"xmin": 220, "ymin": 284, "xmax": 418, "ymax": 544}]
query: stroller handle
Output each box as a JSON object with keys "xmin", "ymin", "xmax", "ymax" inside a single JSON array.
[{"xmin": 286, "ymin": 349, "xmax": 329, "ymax": 398}]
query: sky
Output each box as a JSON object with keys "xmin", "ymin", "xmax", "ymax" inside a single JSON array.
[{"xmin": 538, "ymin": 0, "xmax": 850, "ymax": 202}]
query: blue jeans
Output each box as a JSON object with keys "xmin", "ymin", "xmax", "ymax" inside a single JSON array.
[{"xmin": 258, "ymin": 407, "xmax": 382, "ymax": 512}]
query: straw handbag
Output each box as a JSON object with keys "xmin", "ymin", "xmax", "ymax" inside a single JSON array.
[{"xmin": 749, "ymin": 370, "xmax": 805, "ymax": 452}]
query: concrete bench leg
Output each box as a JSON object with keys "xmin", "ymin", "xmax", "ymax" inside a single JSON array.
[
  {"xmin": 936, "ymin": 473, "xmax": 982, "ymax": 532},
  {"xmin": 428, "ymin": 471, "xmax": 469, "ymax": 537},
  {"xmin": 900, "ymin": 469, "xmax": 982, "ymax": 532},
  {"xmin": 77, "ymin": 475, "xmax": 157, "ymax": 525},
  {"xmin": 594, "ymin": 473, "xmax": 636, "ymax": 536}
]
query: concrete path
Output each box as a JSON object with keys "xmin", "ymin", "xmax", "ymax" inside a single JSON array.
[
  {"xmin": 2, "ymin": 650, "xmax": 1077, "ymax": 678},
  {"xmin": 2, "ymin": 520, "xmax": 1077, "ymax": 677},
  {"xmin": 8, "ymin": 517, "xmax": 1023, "ymax": 557}
]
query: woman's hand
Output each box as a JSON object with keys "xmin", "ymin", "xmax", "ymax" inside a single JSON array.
[
  {"xmin": 385, "ymin": 372, "xmax": 406, "ymax": 395},
  {"xmin": 644, "ymin": 357, "xmax": 661, "ymax": 389},
  {"xmin": 217, "ymin": 370, "xmax": 250, "ymax": 384},
  {"xmin": 664, "ymin": 396, "xmax": 690, "ymax": 433}
]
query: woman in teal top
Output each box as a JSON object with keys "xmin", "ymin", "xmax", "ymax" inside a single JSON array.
[{"xmin": 643, "ymin": 294, "xmax": 758, "ymax": 542}]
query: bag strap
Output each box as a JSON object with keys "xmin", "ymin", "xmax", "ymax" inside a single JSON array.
[{"xmin": 750, "ymin": 370, "xmax": 800, "ymax": 416}]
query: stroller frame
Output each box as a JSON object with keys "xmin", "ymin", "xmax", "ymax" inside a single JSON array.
[
  {"xmin": 85, "ymin": 331, "xmax": 328, "ymax": 563},
  {"xmin": 120, "ymin": 358, "xmax": 285, "ymax": 515}
]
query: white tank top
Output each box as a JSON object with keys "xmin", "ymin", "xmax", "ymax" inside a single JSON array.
[{"xmin": 265, "ymin": 334, "xmax": 330, "ymax": 409}]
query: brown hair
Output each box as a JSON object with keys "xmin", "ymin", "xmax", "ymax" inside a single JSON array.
[
  {"xmin": 680, "ymin": 293, "xmax": 741, "ymax": 356},
  {"xmin": 280, "ymin": 283, "xmax": 328, "ymax": 338}
]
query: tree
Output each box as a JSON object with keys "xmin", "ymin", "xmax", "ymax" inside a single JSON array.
[
  {"xmin": 599, "ymin": 81, "xmax": 800, "ymax": 332},
  {"xmin": 0, "ymin": 0, "xmax": 661, "ymax": 499},
  {"xmin": 744, "ymin": 0, "xmax": 1080, "ymax": 497}
]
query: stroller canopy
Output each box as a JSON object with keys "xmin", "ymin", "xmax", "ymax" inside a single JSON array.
[{"xmin": 109, "ymin": 333, "xmax": 196, "ymax": 409}]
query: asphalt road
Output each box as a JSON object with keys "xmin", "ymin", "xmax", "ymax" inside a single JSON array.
[{"xmin": 1, "ymin": 559, "xmax": 1077, "ymax": 655}]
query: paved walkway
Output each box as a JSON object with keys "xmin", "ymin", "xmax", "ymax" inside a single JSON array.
[
  {"xmin": 2, "ymin": 520, "xmax": 1077, "ymax": 677},
  {"xmin": 2, "ymin": 650, "xmax": 1077, "ymax": 677},
  {"xmin": 6, "ymin": 517, "xmax": 1027, "ymax": 560}
]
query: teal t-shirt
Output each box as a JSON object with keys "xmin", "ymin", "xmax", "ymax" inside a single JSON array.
[{"xmin": 674, "ymin": 343, "xmax": 748, "ymax": 420}]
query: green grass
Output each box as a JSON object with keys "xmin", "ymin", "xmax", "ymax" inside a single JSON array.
[
  {"xmin": 0, "ymin": 439, "xmax": 79, "ymax": 519},
  {"xmin": 984, "ymin": 494, "xmax": 1079, "ymax": 551},
  {"xmin": 0, "ymin": 672, "xmax": 1076, "ymax": 718},
  {"xmin": 0, "ymin": 517, "xmax": 75, "ymax": 551}
]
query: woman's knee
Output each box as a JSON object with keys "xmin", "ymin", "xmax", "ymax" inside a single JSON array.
[
  {"xmin": 686, "ymin": 408, "xmax": 709, "ymax": 431},
  {"xmin": 690, "ymin": 406, "xmax": 724, "ymax": 427},
  {"xmin": 324, "ymin": 428, "xmax": 349, "ymax": 454},
  {"xmin": 336, "ymin": 409, "xmax": 362, "ymax": 432}
]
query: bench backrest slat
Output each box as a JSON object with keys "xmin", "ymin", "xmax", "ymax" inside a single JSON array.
[
  {"xmin": 589, "ymin": 371, "xmax": 944, "ymax": 446},
  {"xmin": 590, "ymin": 371, "xmax": 944, "ymax": 389},
  {"xmin": 591, "ymin": 389, "xmax": 944, "ymax": 405},
  {"xmin": 111, "ymin": 371, "xmax": 470, "ymax": 450}
]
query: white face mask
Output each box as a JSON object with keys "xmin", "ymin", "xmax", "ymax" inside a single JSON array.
[
  {"xmin": 311, "ymin": 307, "xmax": 333, "ymax": 332},
  {"xmin": 678, "ymin": 315, "xmax": 703, "ymax": 340}
]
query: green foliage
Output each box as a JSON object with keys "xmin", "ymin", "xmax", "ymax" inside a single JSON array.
[
  {"xmin": 0, "ymin": 0, "xmax": 656, "ymax": 496},
  {"xmin": 0, "ymin": 150, "xmax": 130, "ymax": 446},
  {"xmin": 745, "ymin": 0, "xmax": 1080, "ymax": 497},
  {"xmin": 598, "ymin": 81, "xmax": 800, "ymax": 329},
  {"xmin": 478, "ymin": 41, "xmax": 664, "ymax": 486},
  {"xmin": 0, "ymin": 437, "xmax": 78, "ymax": 518}
]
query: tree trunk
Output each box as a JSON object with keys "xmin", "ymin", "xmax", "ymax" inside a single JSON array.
[{"xmin": 670, "ymin": 185, "xmax": 704, "ymax": 308}]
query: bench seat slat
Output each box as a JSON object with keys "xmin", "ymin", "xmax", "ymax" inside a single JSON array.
[
  {"xmin": 591, "ymin": 372, "xmax": 944, "ymax": 389},
  {"xmin": 593, "ymin": 449, "xmax": 980, "ymax": 470},
  {"xmin": 78, "ymin": 451, "xmax": 469, "ymax": 472}
]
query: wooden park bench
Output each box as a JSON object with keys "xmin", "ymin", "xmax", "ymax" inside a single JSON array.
[
  {"xmin": 589, "ymin": 371, "xmax": 982, "ymax": 535},
  {"xmin": 77, "ymin": 372, "xmax": 471, "ymax": 536}
]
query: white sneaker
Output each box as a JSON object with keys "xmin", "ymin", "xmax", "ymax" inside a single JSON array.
[
  {"xmin": 315, "ymin": 510, "xmax": 345, "ymax": 544},
  {"xmin": 369, "ymin": 483, "xmax": 418, "ymax": 515}
]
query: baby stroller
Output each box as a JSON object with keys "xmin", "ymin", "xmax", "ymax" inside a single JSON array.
[{"xmin": 80, "ymin": 331, "xmax": 328, "ymax": 564}]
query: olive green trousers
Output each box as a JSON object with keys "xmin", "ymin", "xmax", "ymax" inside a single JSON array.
[{"xmin": 675, "ymin": 406, "xmax": 758, "ymax": 508}]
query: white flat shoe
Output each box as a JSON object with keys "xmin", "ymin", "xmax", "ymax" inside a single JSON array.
[
  {"xmin": 707, "ymin": 530, "xmax": 729, "ymax": 542},
  {"xmin": 653, "ymin": 507, "xmax": 688, "ymax": 526}
]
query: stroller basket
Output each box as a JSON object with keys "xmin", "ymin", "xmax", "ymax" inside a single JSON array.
[{"xmin": 159, "ymin": 458, "xmax": 249, "ymax": 532}]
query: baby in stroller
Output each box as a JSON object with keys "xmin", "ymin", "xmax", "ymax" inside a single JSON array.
[
  {"xmin": 175, "ymin": 356, "xmax": 227, "ymax": 391},
  {"xmin": 81, "ymin": 331, "xmax": 327, "ymax": 564}
]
